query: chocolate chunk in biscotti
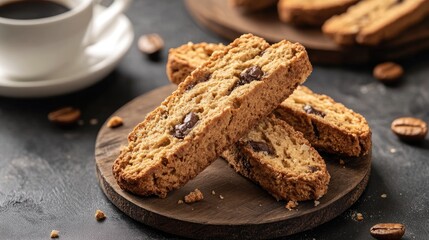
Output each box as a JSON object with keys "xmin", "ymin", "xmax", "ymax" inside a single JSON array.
[
  {"xmin": 112, "ymin": 34, "xmax": 312, "ymax": 198},
  {"xmin": 222, "ymin": 116, "xmax": 330, "ymax": 201},
  {"xmin": 322, "ymin": 0, "xmax": 429, "ymax": 45},
  {"xmin": 165, "ymin": 42, "xmax": 371, "ymax": 157}
]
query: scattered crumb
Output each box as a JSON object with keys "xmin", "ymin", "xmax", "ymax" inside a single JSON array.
[
  {"xmin": 50, "ymin": 230, "xmax": 59, "ymax": 238},
  {"xmin": 355, "ymin": 213, "xmax": 364, "ymax": 221},
  {"xmin": 95, "ymin": 209, "xmax": 106, "ymax": 221},
  {"xmin": 390, "ymin": 148, "xmax": 397, "ymax": 153},
  {"xmin": 211, "ymin": 190, "xmax": 216, "ymax": 195},
  {"xmin": 191, "ymin": 208, "xmax": 194, "ymax": 211},
  {"xmin": 400, "ymin": 193, "xmax": 402, "ymax": 196},
  {"xmin": 339, "ymin": 159, "xmax": 345, "ymax": 165},
  {"xmin": 89, "ymin": 118, "xmax": 99, "ymax": 125},
  {"xmin": 184, "ymin": 189, "xmax": 204, "ymax": 203},
  {"xmin": 107, "ymin": 116, "xmax": 123, "ymax": 128},
  {"xmin": 219, "ymin": 195, "xmax": 224, "ymax": 200},
  {"xmin": 314, "ymin": 200, "xmax": 320, "ymax": 207},
  {"xmin": 381, "ymin": 194, "xmax": 387, "ymax": 198},
  {"xmin": 259, "ymin": 203, "xmax": 262, "ymax": 207},
  {"xmin": 177, "ymin": 199, "xmax": 184, "ymax": 204},
  {"xmin": 285, "ymin": 200, "xmax": 298, "ymax": 211},
  {"xmin": 78, "ymin": 119, "xmax": 84, "ymax": 126}
]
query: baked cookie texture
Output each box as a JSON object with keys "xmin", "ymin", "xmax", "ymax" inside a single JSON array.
[
  {"xmin": 113, "ymin": 34, "xmax": 312, "ymax": 198},
  {"xmin": 222, "ymin": 116, "xmax": 330, "ymax": 201},
  {"xmin": 166, "ymin": 42, "xmax": 371, "ymax": 157},
  {"xmin": 278, "ymin": 0, "xmax": 359, "ymax": 26},
  {"xmin": 275, "ymin": 86, "xmax": 371, "ymax": 157},
  {"xmin": 167, "ymin": 42, "xmax": 225, "ymax": 85},
  {"xmin": 322, "ymin": 0, "xmax": 429, "ymax": 45},
  {"xmin": 230, "ymin": 0, "xmax": 278, "ymax": 11}
]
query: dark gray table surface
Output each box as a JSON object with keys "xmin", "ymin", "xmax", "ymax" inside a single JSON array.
[{"xmin": 1, "ymin": 1, "xmax": 428, "ymax": 239}]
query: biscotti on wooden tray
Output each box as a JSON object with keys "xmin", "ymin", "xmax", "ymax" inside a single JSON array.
[
  {"xmin": 113, "ymin": 34, "xmax": 312, "ymax": 198},
  {"xmin": 278, "ymin": 0, "xmax": 359, "ymax": 26},
  {"xmin": 166, "ymin": 42, "xmax": 371, "ymax": 157},
  {"xmin": 222, "ymin": 115, "xmax": 330, "ymax": 201},
  {"xmin": 322, "ymin": 0, "xmax": 429, "ymax": 45}
]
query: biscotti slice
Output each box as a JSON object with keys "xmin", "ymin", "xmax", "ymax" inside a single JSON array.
[
  {"xmin": 230, "ymin": 0, "xmax": 278, "ymax": 11},
  {"xmin": 166, "ymin": 42, "xmax": 371, "ymax": 157},
  {"xmin": 167, "ymin": 42, "xmax": 225, "ymax": 85},
  {"xmin": 278, "ymin": 0, "xmax": 359, "ymax": 26},
  {"xmin": 275, "ymin": 86, "xmax": 371, "ymax": 157},
  {"xmin": 322, "ymin": 0, "xmax": 429, "ymax": 45},
  {"xmin": 113, "ymin": 34, "xmax": 312, "ymax": 198},
  {"xmin": 222, "ymin": 115, "xmax": 330, "ymax": 201}
]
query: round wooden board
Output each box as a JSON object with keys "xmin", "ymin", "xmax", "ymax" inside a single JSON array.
[
  {"xmin": 184, "ymin": 0, "xmax": 429, "ymax": 64},
  {"xmin": 95, "ymin": 84, "xmax": 371, "ymax": 239}
]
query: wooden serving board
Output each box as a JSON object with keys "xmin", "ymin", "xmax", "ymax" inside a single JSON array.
[
  {"xmin": 184, "ymin": 0, "xmax": 429, "ymax": 64},
  {"xmin": 95, "ymin": 84, "xmax": 371, "ymax": 239}
]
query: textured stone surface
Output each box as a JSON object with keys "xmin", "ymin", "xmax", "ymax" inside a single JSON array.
[{"xmin": 0, "ymin": 0, "xmax": 428, "ymax": 239}]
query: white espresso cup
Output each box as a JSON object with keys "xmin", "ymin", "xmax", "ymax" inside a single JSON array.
[{"xmin": 0, "ymin": 0, "xmax": 131, "ymax": 80}]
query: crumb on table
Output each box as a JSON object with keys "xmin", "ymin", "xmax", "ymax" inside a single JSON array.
[
  {"xmin": 355, "ymin": 213, "xmax": 364, "ymax": 221},
  {"xmin": 314, "ymin": 200, "xmax": 320, "ymax": 207},
  {"xmin": 184, "ymin": 189, "xmax": 204, "ymax": 203},
  {"xmin": 50, "ymin": 230, "xmax": 59, "ymax": 238},
  {"xmin": 177, "ymin": 199, "xmax": 184, "ymax": 204},
  {"xmin": 107, "ymin": 116, "xmax": 124, "ymax": 128},
  {"xmin": 95, "ymin": 209, "xmax": 106, "ymax": 221},
  {"xmin": 285, "ymin": 200, "xmax": 298, "ymax": 210}
]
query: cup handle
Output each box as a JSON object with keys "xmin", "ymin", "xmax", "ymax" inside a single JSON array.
[{"xmin": 86, "ymin": 0, "xmax": 132, "ymax": 45}]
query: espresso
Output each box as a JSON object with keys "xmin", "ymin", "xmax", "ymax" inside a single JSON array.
[{"xmin": 0, "ymin": 0, "xmax": 70, "ymax": 20}]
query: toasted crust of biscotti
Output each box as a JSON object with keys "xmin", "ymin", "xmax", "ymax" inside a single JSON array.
[
  {"xmin": 113, "ymin": 34, "xmax": 312, "ymax": 198},
  {"xmin": 322, "ymin": 0, "xmax": 429, "ymax": 45},
  {"xmin": 278, "ymin": 0, "xmax": 359, "ymax": 26},
  {"xmin": 165, "ymin": 42, "xmax": 371, "ymax": 157},
  {"xmin": 222, "ymin": 116, "xmax": 330, "ymax": 201},
  {"xmin": 230, "ymin": 0, "xmax": 278, "ymax": 11}
]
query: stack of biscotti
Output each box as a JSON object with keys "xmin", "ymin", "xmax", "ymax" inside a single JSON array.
[
  {"xmin": 277, "ymin": 0, "xmax": 359, "ymax": 26},
  {"xmin": 229, "ymin": 0, "xmax": 429, "ymax": 46},
  {"xmin": 322, "ymin": 0, "xmax": 429, "ymax": 45},
  {"xmin": 113, "ymin": 34, "xmax": 313, "ymax": 198},
  {"xmin": 167, "ymin": 42, "xmax": 371, "ymax": 157},
  {"xmin": 229, "ymin": 0, "xmax": 278, "ymax": 12}
]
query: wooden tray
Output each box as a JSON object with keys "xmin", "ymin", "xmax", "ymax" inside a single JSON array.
[
  {"xmin": 95, "ymin": 84, "xmax": 371, "ymax": 239},
  {"xmin": 184, "ymin": 0, "xmax": 429, "ymax": 64}
]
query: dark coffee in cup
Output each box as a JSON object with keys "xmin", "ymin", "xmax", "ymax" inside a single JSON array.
[{"xmin": 0, "ymin": 0, "xmax": 70, "ymax": 20}]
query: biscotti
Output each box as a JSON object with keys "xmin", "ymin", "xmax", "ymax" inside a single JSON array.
[
  {"xmin": 113, "ymin": 34, "xmax": 312, "ymax": 198},
  {"xmin": 322, "ymin": 0, "xmax": 429, "ymax": 45},
  {"xmin": 167, "ymin": 42, "xmax": 224, "ymax": 85},
  {"xmin": 166, "ymin": 42, "xmax": 371, "ymax": 157},
  {"xmin": 222, "ymin": 115, "xmax": 330, "ymax": 201},
  {"xmin": 274, "ymin": 86, "xmax": 371, "ymax": 157},
  {"xmin": 230, "ymin": 0, "xmax": 278, "ymax": 11},
  {"xmin": 278, "ymin": 0, "xmax": 359, "ymax": 26}
]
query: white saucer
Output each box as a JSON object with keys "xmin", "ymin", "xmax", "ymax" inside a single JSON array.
[{"xmin": 0, "ymin": 6, "xmax": 134, "ymax": 98}]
